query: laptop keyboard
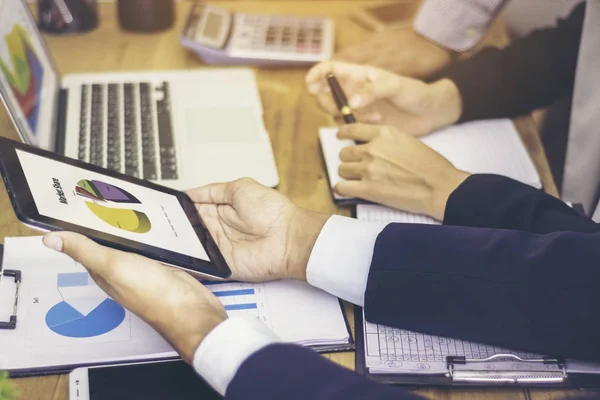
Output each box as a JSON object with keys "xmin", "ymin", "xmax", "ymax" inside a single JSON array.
[{"xmin": 78, "ymin": 81, "xmax": 178, "ymax": 180}]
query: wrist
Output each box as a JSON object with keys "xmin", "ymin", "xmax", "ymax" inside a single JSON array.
[
  {"xmin": 159, "ymin": 306, "xmax": 228, "ymax": 363},
  {"xmin": 285, "ymin": 209, "xmax": 329, "ymax": 281},
  {"xmin": 428, "ymin": 78, "xmax": 463, "ymax": 130},
  {"xmin": 429, "ymin": 169, "xmax": 470, "ymax": 221}
]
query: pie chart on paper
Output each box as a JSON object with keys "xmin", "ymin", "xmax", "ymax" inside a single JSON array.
[{"xmin": 45, "ymin": 272, "xmax": 126, "ymax": 338}]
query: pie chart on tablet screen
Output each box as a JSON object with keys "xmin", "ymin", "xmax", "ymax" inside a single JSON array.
[{"xmin": 75, "ymin": 179, "xmax": 152, "ymax": 234}]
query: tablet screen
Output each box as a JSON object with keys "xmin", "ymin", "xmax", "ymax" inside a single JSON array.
[{"xmin": 15, "ymin": 149, "xmax": 209, "ymax": 261}]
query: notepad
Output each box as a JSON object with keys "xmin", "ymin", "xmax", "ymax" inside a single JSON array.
[
  {"xmin": 320, "ymin": 119, "xmax": 542, "ymax": 203},
  {"xmin": 355, "ymin": 204, "xmax": 600, "ymax": 376},
  {"xmin": 0, "ymin": 237, "xmax": 352, "ymax": 375}
]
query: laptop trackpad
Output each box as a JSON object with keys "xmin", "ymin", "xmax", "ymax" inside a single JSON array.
[{"xmin": 185, "ymin": 108, "xmax": 262, "ymax": 143}]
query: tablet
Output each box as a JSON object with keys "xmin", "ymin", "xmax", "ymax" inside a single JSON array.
[{"xmin": 0, "ymin": 137, "xmax": 231, "ymax": 279}]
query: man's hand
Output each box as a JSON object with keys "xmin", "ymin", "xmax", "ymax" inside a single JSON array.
[
  {"xmin": 335, "ymin": 124, "xmax": 470, "ymax": 220},
  {"xmin": 188, "ymin": 178, "xmax": 329, "ymax": 282},
  {"xmin": 42, "ymin": 232, "xmax": 227, "ymax": 363},
  {"xmin": 306, "ymin": 61, "xmax": 462, "ymax": 137},
  {"xmin": 334, "ymin": 29, "xmax": 454, "ymax": 79}
]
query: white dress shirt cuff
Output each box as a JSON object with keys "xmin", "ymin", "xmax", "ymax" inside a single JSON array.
[
  {"xmin": 192, "ymin": 316, "xmax": 282, "ymax": 396},
  {"xmin": 306, "ymin": 215, "xmax": 389, "ymax": 307},
  {"xmin": 414, "ymin": 0, "xmax": 505, "ymax": 52}
]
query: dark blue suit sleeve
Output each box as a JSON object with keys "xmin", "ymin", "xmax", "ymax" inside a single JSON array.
[
  {"xmin": 226, "ymin": 344, "xmax": 424, "ymax": 399},
  {"xmin": 444, "ymin": 174, "xmax": 600, "ymax": 233},
  {"xmin": 365, "ymin": 224, "xmax": 600, "ymax": 362}
]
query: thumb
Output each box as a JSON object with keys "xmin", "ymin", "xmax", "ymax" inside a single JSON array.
[
  {"xmin": 348, "ymin": 71, "xmax": 404, "ymax": 109},
  {"xmin": 43, "ymin": 232, "xmax": 113, "ymax": 274}
]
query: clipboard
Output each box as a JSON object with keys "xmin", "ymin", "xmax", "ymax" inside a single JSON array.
[
  {"xmin": 0, "ymin": 237, "xmax": 355, "ymax": 378},
  {"xmin": 0, "ymin": 244, "xmax": 20, "ymax": 330},
  {"xmin": 354, "ymin": 306, "xmax": 600, "ymax": 388}
]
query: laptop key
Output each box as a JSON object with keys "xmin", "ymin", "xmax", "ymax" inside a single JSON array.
[
  {"xmin": 78, "ymin": 85, "xmax": 90, "ymax": 161},
  {"xmin": 140, "ymin": 82, "xmax": 158, "ymax": 180},
  {"xmin": 124, "ymin": 83, "xmax": 139, "ymax": 177},
  {"xmin": 107, "ymin": 84, "xmax": 121, "ymax": 171},
  {"xmin": 156, "ymin": 82, "xmax": 178, "ymax": 180},
  {"xmin": 143, "ymin": 165, "xmax": 157, "ymax": 180},
  {"xmin": 89, "ymin": 84, "xmax": 104, "ymax": 166}
]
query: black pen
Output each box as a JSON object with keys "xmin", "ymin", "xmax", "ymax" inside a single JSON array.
[{"xmin": 326, "ymin": 73, "xmax": 357, "ymax": 124}]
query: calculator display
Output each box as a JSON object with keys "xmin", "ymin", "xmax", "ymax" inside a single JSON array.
[{"xmin": 203, "ymin": 12, "xmax": 222, "ymax": 40}]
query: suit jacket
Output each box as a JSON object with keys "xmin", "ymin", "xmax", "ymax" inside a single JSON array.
[
  {"xmin": 439, "ymin": 1, "xmax": 600, "ymax": 216},
  {"xmin": 226, "ymin": 175, "xmax": 600, "ymax": 399}
]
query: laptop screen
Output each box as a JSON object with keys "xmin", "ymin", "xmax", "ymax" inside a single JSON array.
[{"xmin": 0, "ymin": 1, "xmax": 59, "ymax": 150}]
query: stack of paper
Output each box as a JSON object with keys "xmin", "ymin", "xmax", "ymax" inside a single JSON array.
[{"xmin": 0, "ymin": 236, "xmax": 351, "ymax": 375}]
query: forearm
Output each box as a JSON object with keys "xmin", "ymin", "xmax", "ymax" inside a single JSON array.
[
  {"xmin": 365, "ymin": 223, "xmax": 600, "ymax": 362},
  {"xmin": 227, "ymin": 344, "xmax": 425, "ymax": 399},
  {"xmin": 444, "ymin": 174, "xmax": 600, "ymax": 233},
  {"xmin": 436, "ymin": 2, "xmax": 585, "ymax": 122}
]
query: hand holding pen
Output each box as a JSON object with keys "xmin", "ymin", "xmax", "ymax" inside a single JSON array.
[{"xmin": 307, "ymin": 61, "xmax": 463, "ymax": 138}]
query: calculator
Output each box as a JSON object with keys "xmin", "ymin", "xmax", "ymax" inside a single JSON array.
[{"xmin": 180, "ymin": 3, "xmax": 335, "ymax": 66}]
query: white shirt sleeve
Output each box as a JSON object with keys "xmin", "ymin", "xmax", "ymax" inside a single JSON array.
[
  {"xmin": 413, "ymin": 0, "xmax": 507, "ymax": 52},
  {"xmin": 306, "ymin": 215, "xmax": 389, "ymax": 307},
  {"xmin": 192, "ymin": 215, "xmax": 388, "ymax": 395},
  {"xmin": 193, "ymin": 316, "xmax": 282, "ymax": 396}
]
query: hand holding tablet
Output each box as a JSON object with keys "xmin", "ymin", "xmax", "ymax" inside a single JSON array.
[{"xmin": 0, "ymin": 137, "xmax": 231, "ymax": 279}]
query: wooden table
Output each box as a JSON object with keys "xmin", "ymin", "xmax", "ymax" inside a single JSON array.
[{"xmin": 3, "ymin": 1, "xmax": 589, "ymax": 399}]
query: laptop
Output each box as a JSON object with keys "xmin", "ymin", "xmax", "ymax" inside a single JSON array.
[{"xmin": 0, "ymin": 0, "xmax": 279, "ymax": 191}]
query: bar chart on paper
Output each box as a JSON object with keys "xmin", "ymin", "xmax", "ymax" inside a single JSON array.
[{"xmin": 201, "ymin": 281, "xmax": 270, "ymax": 325}]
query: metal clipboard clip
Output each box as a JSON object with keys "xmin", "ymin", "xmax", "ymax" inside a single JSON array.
[
  {"xmin": 0, "ymin": 269, "xmax": 21, "ymax": 330},
  {"xmin": 446, "ymin": 354, "xmax": 567, "ymax": 384}
]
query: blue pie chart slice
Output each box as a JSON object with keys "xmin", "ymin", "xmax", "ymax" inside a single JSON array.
[{"xmin": 45, "ymin": 298, "xmax": 125, "ymax": 338}]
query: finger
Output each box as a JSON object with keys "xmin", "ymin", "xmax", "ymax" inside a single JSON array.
[
  {"xmin": 316, "ymin": 92, "xmax": 382, "ymax": 121},
  {"xmin": 332, "ymin": 109, "xmax": 382, "ymax": 125},
  {"xmin": 338, "ymin": 162, "xmax": 365, "ymax": 180},
  {"xmin": 196, "ymin": 204, "xmax": 233, "ymax": 251},
  {"xmin": 337, "ymin": 123, "xmax": 382, "ymax": 142},
  {"xmin": 187, "ymin": 178, "xmax": 258, "ymax": 205},
  {"xmin": 186, "ymin": 182, "xmax": 233, "ymax": 205},
  {"xmin": 339, "ymin": 145, "xmax": 366, "ymax": 162},
  {"xmin": 43, "ymin": 232, "xmax": 117, "ymax": 275},
  {"xmin": 196, "ymin": 203, "xmax": 221, "ymax": 237},
  {"xmin": 216, "ymin": 204, "xmax": 240, "ymax": 227},
  {"xmin": 315, "ymin": 92, "xmax": 341, "ymax": 116},
  {"xmin": 348, "ymin": 72, "xmax": 405, "ymax": 109},
  {"xmin": 334, "ymin": 180, "xmax": 370, "ymax": 199},
  {"xmin": 306, "ymin": 60, "xmax": 335, "ymax": 93},
  {"xmin": 306, "ymin": 61, "xmax": 369, "ymax": 93}
]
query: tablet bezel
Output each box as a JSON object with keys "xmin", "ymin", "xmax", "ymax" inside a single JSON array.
[{"xmin": 0, "ymin": 137, "xmax": 231, "ymax": 279}]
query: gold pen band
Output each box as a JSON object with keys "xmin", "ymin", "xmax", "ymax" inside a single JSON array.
[{"xmin": 340, "ymin": 105, "xmax": 353, "ymax": 116}]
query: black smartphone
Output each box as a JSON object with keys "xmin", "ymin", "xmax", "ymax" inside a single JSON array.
[{"xmin": 69, "ymin": 361, "xmax": 222, "ymax": 400}]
